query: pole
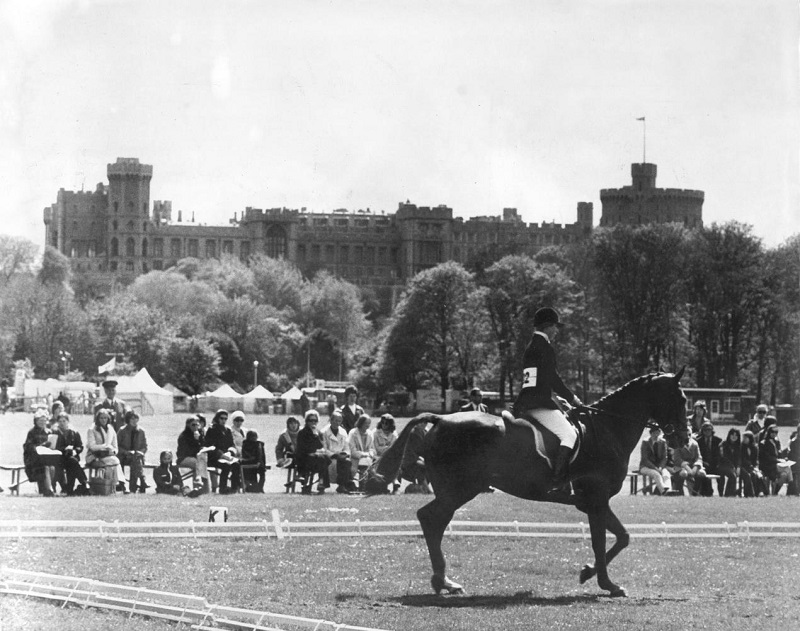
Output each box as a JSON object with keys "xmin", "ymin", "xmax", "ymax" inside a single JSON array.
[
  {"xmin": 306, "ymin": 341, "xmax": 311, "ymax": 388},
  {"xmin": 637, "ymin": 116, "xmax": 646, "ymax": 163},
  {"xmin": 253, "ymin": 361, "xmax": 259, "ymax": 389}
]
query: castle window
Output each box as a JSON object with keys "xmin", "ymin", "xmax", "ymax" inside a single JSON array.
[
  {"xmin": 339, "ymin": 246, "xmax": 349, "ymax": 264},
  {"xmin": 325, "ymin": 245, "xmax": 334, "ymax": 263},
  {"xmin": 188, "ymin": 240, "xmax": 198, "ymax": 257},
  {"xmin": 113, "ymin": 202, "xmax": 119, "ymax": 213},
  {"xmin": 240, "ymin": 241, "xmax": 251, "ymax": 261},
  {"xmin": 88, "ymin": 244, "xmax": 95, "ymax": 257},
  {"xmin": 170, "ymin": 239, "xmax": 181, "ymax": 258},
  {"xmin": 206, "ymin": 240, "xmax": 216, "ymax": 258},
  {"xmin": 313, "ymin": 218, "xmax": 328, "ymax": 227},
  {"xmin": 143, "ymin": 222, "xmax": 148, "ymax": 232},
  {"xmin": 110, "ymin": 261, "xmax": 118, "ymax": 271},
  {"xmin": 72, "ymin": 220, "xmax": 78, "ymax": 232},
  {"xmin": 355, "ymin": 219, "xmax": 369, "ymax": 228},
  {"xmin": 70, "ymin": 245, "xmax": 76, "ymax": 257},
  {"xmin": 311, "ymin": 245, "xmax": 320, "ymax": 262},
  {"xmin": 125, "ymin": 237, "xmax": 135, "ymax": 257},
  {"xmin": 153, "ymin": 260, "xmax": 163, "ymax": 271},
  {"xmin": 365, "ymin": 247, "xmax": 374, "ymax": 264},
  {"xmin": 265, "ymin": 225, "xmax": 287, "ymax": 259},
  {"xmin": 125, "ymin": 260, "xmax": 134, "ymax": 271},
  {"xmin": 143, "ymin": 203, "xmax": 148, "ymax": 214},
  {"xmin": 110, "ymin": 237, "xmax": 119, "ymax": 257},
  {"xmin": 222, "ymin": 240, "xmax": 233, "ymax": 254},
  {"xmin": 153, "ymin": 239, "xmax": 163, "ymax": 257},
  {"xmin": 141, "ymin": 238, "xmax": 148, "ymax": 257},
  {"xmin": 128, "ymin": 201, "xmax": 134, "ymax": 212},
  {"xmin": 142, "ymin": 262, "xmax": 149, "ymax": 274},
  {"xmin": 127, "ymin": 220, "xmax": 134, "ymax": 230},
  {"xmin": 112, "ymin": 220, "xmax": 118, "ymax": 231},
  {"xmin": 297, "ymin": 244, "xmax": 306, "ymax": 263},
  {"xmin": 378, "ymin": 247, "xmax": 387, "ymax": 264},
  {"xmin": 335, "ymin": 218, "xmax": 348, "ymax": 227}
]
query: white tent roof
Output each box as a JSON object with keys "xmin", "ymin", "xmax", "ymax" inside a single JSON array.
[
  {"xmin": 208, "ymin": 383, "xmax": 243, "ymax": 398},
  {"xmin": 163, "ymin": 383, "xmax": 189, "ymax": 398},
  {"xmin": 115, "ymin": 368, "xmax": 172, "ymax": 396},
  {"xmin": 280, "ymin": 386, "xmax": 303, "ymax": 400},
  {"xmin": 243, "ymin": 385, "xmax": 274, "ymax": 399}
]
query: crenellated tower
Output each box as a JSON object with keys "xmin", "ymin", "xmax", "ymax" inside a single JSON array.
[{"xmin": 106, "ymin": 158, "xmax": 154, "ymax": 275}]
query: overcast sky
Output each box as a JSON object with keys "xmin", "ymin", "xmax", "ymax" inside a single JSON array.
[{"xmin": 1, "ymin": 0, "xmax": 798, "ymax": 249}]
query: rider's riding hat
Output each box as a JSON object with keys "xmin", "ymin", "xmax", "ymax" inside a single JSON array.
[{"xmin": 533, "ymin": 307, "xmax": 563, "ymax": 329}]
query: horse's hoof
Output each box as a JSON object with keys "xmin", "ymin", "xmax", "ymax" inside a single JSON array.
[
  {"xmin": 579, "ymin": 564, "xmax": 595, "ymax": 584},
  {"xmin": 431, "ymin": 575, "xmax": 464, "ymax": 595},
  {"xmin": 610, "ymin": 587, "xmax": 628, "ymax": 598}
]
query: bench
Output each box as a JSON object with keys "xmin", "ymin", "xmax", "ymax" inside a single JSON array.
[
  {"xmin": 629, "ymin": 470, "xmax": 721, "ymax": 495},
  {"xmin": 1, "ymin": 465, "xmax": 27, "ymax": 496}
]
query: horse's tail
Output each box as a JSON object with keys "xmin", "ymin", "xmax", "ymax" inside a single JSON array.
[{"xmin": 364, "ymin": 413, "xmax": 439, "ymax": 496}]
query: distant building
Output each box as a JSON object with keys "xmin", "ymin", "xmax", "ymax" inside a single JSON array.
[
  {"xmin": 43, "ymin": 157, "xmax": 594, "ymax": 312},
  {"xmin": 600, "ymin": 163, "xmax": 704, "ymax": 228}
]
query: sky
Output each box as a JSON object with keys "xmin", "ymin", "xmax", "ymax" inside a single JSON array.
[{"xmin": 1, "ymin": 0, "xmax": 798, "ymax": 249}]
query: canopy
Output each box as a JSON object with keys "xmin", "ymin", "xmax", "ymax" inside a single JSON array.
[
  {"xmin": 243, "ymin": 385, "xmax": 274, "ymax": 399},
  {"xmin": 242, "ymin": 384, "xmax": 274, "ymax": 413},
  {"xmin": 280, "ymin": 386, "xmax": 303, "ymax": 400},
  {"xmin": 114, "ymin": 368, "xmax": 173, "ymax": 415},
  {"xmin": 207, "ymin": 383, "xmax": 244, "ymax": 412}
]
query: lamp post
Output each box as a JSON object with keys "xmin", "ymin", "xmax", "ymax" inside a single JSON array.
[
  {"xmin": 253, "ymin": 360, "xmax": 259, "ymax": 389},
  {"xmin": 59, "ymin": 350, "xmax": 71, "ymax": 379}
]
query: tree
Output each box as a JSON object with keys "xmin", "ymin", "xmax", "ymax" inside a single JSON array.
[
  {"xmin": 250, "ymin": 254, "xmax": 305, "ymax": 314},
  {"xmin": 38, "ymin": 246, "xmax": 71, "ymax": 286},
  {"xmin": 592, "ymin": 224, "xmax": 689, "ymax": 380},
  {"xmin": 0, "ymin": 236, "xmax": 38, "ymax": 285},
  {"xmin": 163, "ymin": 337, "xmax": 221, "ymax": 396},
  {"xmin": 194, "ymin": 254, "xmax": 256, "ymax": 300}
]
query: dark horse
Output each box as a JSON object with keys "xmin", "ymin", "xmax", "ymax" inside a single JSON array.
[{"xmin": 365, "ymin": 369, "xmax": 686, "ymax": 597}]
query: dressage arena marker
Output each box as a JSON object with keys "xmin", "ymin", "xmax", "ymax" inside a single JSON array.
[
  {"xmin": 1, "ymin": 519, "xmax": 800, "ymax": 539},
  {"xmin": 0, "ymin": 568, "xmax": 392, "ymax": 631}
]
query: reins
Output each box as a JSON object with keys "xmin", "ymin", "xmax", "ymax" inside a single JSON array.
[{"xmin": 577, "ymin": 404, "xmax": 660, "ymax": 430}]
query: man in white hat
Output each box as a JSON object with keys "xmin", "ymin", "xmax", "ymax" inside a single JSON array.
[{"xmin": 94, "ymin": 380, "xmax": 130, "ymax": 433}]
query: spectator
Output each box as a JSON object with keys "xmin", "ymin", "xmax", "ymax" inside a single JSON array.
[
  {"xmin": 745, "ymin": 404, "xmax": 768, "ymax": 436},
  {"xmin": 205, "ymin": 409, "xmax": 241, "ymax": 494},
  {"xmin": 275, "ymin": 416, "xmax": 300, "ymax": 467},
  {"xmin": 400, "ymin": 421, "xmax": 430, "ymax": 493},
  {"xmin": 57, "ymin": 391, "xmax": 71, "ymax": 414},
  {"xmin": 374, "ymin": 414, "xmax": 398, "ymax": 458},
  {"xmin": 176, "ymin": 416, "xmax": 210, "ymax": 495},
  {"xmin": 787, "ymin": 422, "xmax": 800, "ymax": 496},
  {"xmin": 85, "ymin": 408, "xmax": 122, "ymax": 491},
  {"xmin": 349, "ymin": 414, "xmax": 376, "ymax": 490},
  {"xmin": 50, "ymin": 401, "xmax": 65, "ymax": 429},
  {"xmin": 94, "ymin": 379, "xmax": 131, "ymax": 433},
  {"xmin": 759, "ymin": 424, "xmax": 791, "ymax": 495},
  {"xmin": 639, "ymin": 426, "xmax": 670, "ymax": 495},
  {"xmin": 0, "ymin": 378, "xmax": 8, "ymax": 414},
  {"xmin": 340, "ymin": 385, "xmax": 364, "ymax": 433},
  {"xmin": 295, "ymin": 409, "xmax": 331, "ymax": 494},
  {"xmin": 321, "ymin": 409, "xmax": 355, "ymax": 494},
  {"xmin": 229, "ymin": 410, "xmax": 247, "ymax": 457},
  {"xmin": 696, "ymin": 421, "xmax": 722, "ymax": 496},
  {"xmin": 153, "ymin": 450, "xmax": 189, "ymax": 496},
  {"xmin": 687, "ymin": 400, "xmax": 710, "ymax": 434},
  {"xmin": 240, "ymin": 430, "xmax": 267, "ymax": 493},
  {"xmin": 669, "ymin": 425, "xmax": 706, "ymax": 496},
  {"xmin": 740, "ymin": 430, "xmax": 764, "ymax": 497},
  {"xmin": 54, "ymin": 413, "xmax": 89, "ymax": 496},
  {"xmin": 718, "ymin": 428, "xmax": 742, "ymax": 497},
  {"xmin": 117, "ymin": 410, "xmax": 149, "ymax": 493},
  {"xmin": 460, "ymin": 388, "xmax": 487, "ymax": 413},
  {"xmin": 758, "ymin": 415, "xmax": 778, "ymax": 444},
  {"xmin": 23, "ymin": 409, "xmax": 60, "ymax": 496}
]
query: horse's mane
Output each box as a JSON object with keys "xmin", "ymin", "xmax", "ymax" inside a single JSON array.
[{"xmin": 592, "ymin": 371, "xmax": 667, "ymax": 408}]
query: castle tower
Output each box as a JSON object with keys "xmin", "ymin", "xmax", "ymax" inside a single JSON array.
[{"xmin": 106, "ymin": 158, "xmax": 154, "ymax": 274}]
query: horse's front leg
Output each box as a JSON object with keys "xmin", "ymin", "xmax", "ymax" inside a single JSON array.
[{"xmin": 583, "ymin": 505, "xmax": 628, "ymax": 597}]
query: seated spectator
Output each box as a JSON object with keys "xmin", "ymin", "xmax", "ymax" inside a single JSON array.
[
  {"xmin": 745, "ymin": 404, "xmax": 768, "ymax": 436},
  {"xmin": 205, "ymin": 409, "xmax": 241, "ymax": 494},
  {"xmin": 718, "ymin": 428, "xmax": 742, "ymax": 497},
  {"xmin": 54, "ymin": 412, "xmax": 89, "ymax": 496},
  {"xmin": 669, "ymin": 425, "xmax": 706, "ymax": 496},
  {"xmin": 348, "ymin": 414, "xmax": 377, "ymax": 490},
  {"xmin": 460, "ymin": 388, "xmax": 487, "ymax": 413},
  {"xmin": 687, "ymin": 400, "xmax": 710, "ymax": 434},
  {"xmin": 117, "ymin": 410, "xmax": 149, "ymax": 493},
  {"xmin": 340, "ymin": 385, "xmax": 364, "ymax": 432},
  {"xmin": 639, "ymin": 426, "xmax": 670, "ymax": 495},
  {"xmin": 241, "ymin": 430, "xmax": 267, "ymax": 493},
  {"xmin": 49, "ymin": 401, "xmax": 65, "ymax": 429},
  {"xmin": 759, "ymin": 424, "xmax": 791, "ymax": 495},
  {"xmin": 696, "ymin": 421, "xmax": 722, "ymax": 496},
  {"xmin": 275, "ymin": 416, "xmax": 300, "ymax": 467},
  {"xmin": 85, "ymin": 408, "xmax": 122, "ymax": 491},
  {"xmin": 740, "ymin": 430, "xmax": 764, "ymax": 497},
  {"xmin": 787, "ymin": 422, "xmax": 800, "ymax": 496},
  {"xmin": 153, "ymin": 450, "xmax": 190, "ymax": 496},
  {"xmin": 230, "ymin": 411, "xmax": 247, "ymax": 457},
  {"xmin": 295, "ymin": 409, "xmax": 331, "ymax": 494},
  {"xmin": 400, "ymin": 421, "xmax": 430, "ymax": 493},
  {"xmin": 23, "ymin": 409, "xmax": 61, "ymax": 496},
  {"xmin": 758, "ymin": 415, "xmax": 778, "ymax": 444},
  {"xmin": 374, "ymin": 414, "xmax": 398, "ymax": 458},
  {"xmin": 321, "ymin": 410, "xmax": 355, "ymax": 493},
  {"xmin": 176, "ymin": 416, "xmax": 210, "ymax": 495}
]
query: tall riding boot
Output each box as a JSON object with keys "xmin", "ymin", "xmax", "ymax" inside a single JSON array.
[{"xmin": 549, "ymin": 445, "xmax": 572, "ymax": 494}]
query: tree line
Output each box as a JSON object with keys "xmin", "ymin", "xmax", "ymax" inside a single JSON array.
[{"xmin": 0, "ymin": 221, "xmax": 797, "ymax": 407}]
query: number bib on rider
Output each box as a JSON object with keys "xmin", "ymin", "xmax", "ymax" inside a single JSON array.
[{"xmin": 522, "ymin": 367, "xmax": 537, "ymax": 388}]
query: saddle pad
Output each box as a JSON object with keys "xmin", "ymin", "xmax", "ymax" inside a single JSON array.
[{"xmin": 529, "ymin": 420, "xmax": 581, "ymax": 469}]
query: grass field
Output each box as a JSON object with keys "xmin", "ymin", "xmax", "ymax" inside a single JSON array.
[
  {"xmin": 1, "ymin": 492, "xmax": 799, "ymax": 630},
  {"xmin": 1, "ymin": 411, "xmax": 799, "ymax": 630}
]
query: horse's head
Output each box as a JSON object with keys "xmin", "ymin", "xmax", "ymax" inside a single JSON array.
[{"xmin": 648, "ymin": 366, "xmax": 687, "ymax": 436}]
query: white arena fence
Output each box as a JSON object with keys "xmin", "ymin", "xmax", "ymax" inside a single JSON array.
[
  {"xmin": 0, "ymin": 567, "xmax": 391, "ymax": 631},
  {"xmin": 1, "ymin": 515, "xmax": 799, "ymax": 541}
]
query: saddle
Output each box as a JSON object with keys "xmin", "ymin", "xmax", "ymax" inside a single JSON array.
[{"xmin": 501, "ymin": 409, "xmax": 585, "ymax": 469}]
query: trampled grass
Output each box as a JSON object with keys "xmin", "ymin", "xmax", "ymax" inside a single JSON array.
[{"xmin": 1, "ymin": 492, "xmax": 799, "ymax": 630}]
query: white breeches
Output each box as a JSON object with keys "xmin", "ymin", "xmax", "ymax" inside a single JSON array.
[{"xmin": 532, "ymin": 408, "xmax": 577, "ymax": 449}]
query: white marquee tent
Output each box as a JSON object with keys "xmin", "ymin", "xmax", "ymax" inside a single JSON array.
[
  {"xmin": 207, "ymin": 383, "xmax": 244, "ymax": 412},
  {"xmin": 114, "ymin": 368, "xmax": 174, "ymax": 415},
  {"xmin": 242, "ymin": 385, "xmax": 274, "ymax": 413}
]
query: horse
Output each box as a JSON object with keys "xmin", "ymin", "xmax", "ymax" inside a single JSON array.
[{"xmin": 365, "ymin": 368, "xmax": 687, "ymax": 598}]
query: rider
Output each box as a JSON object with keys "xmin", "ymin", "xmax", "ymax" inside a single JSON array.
[{"xmin": 513, "ymin": 307, "xmax": 582, "ymax": 493}]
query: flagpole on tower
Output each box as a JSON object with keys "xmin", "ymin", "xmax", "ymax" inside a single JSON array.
[{"xmin": 636, "ymin": 116, "xmax": 646, "ymax": 163}]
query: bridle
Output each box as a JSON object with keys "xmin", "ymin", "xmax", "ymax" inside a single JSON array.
[{"xmin": 577, "ymin": 404, "xmax": 665, "ymax": 432}]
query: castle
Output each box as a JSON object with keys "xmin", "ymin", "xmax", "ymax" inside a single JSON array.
[{"xmin": 43, "ymin": 158, "xmax": 702, "ymax": 312}]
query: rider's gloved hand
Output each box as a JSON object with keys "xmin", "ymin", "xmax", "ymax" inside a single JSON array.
[{"xmin": 573, "ymin": 396, "xmax": 583, "ymax": 407}]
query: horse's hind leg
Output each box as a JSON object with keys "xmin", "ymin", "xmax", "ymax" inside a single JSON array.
[
  {"xmin": 417, "ymin": 495, "xmax": 472, "ymax": 595},
  {"xmin": 581, "ymin": 505, "xmax": 629, "ymax": 597}
]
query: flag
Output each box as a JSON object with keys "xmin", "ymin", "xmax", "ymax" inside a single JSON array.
[
  {"xmin": 636, "ymin": 117, "xmax": 645, "ymax": 121},
  {"xmin": 98, "ymin": 357, "xmax": 116, "ymax": 374}
]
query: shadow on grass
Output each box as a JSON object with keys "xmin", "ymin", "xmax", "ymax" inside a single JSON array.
[{"xmin": 337, "ymin": 591, "xmax": 602, "ymax": 609}]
